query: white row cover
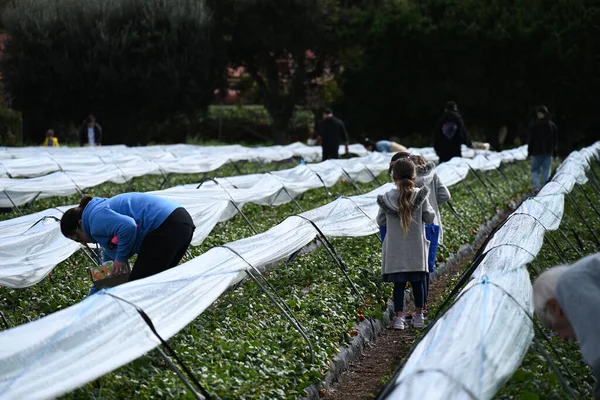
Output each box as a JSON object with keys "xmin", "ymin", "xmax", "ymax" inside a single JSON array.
[
  {"xmin": 0, "ymin": 147, "xmax": 526, "ymax": 288},
  {"xmin": 0, "ymin": 142, "xmax": 371, "ymax": 178},
  {"xmin": 0, "ymin": 142, "xmax": 495, "ymax": 208},
  {"xmin": 0, "ymin": 143, "xmax": 369, "ymax": 208},
  {"xmin": 0, "ymin": 182, "xmax": 394, "ymax": 400},
  {"xmin": 0, "ymin": 145, "xmax": 532, "ymax": 399},
  {"xmin": 383, "ymin": 142, "xmax": 600, "ymax": 400},
  {"xmin": 0, "ymin": 152, "xmax": 391, "ymax": 288}
]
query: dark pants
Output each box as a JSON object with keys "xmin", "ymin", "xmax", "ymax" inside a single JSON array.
[
  {"xmin": 393, "ymin": 281, "xmax": 424, "ymax": 312},
  {"xmin": 437, "ymin": 149, "xmax": 461, "ymax": 163},
  {"xmin": 128, "ymin": 208, "xmax": 195, "ymax": 282},
  {"xmin": 322, "ymin": 146, "xmax": 339, "ymax": 161},
  {"xmin": 424, "ymin": 273, "xmax": 430, "ymax": 306}
]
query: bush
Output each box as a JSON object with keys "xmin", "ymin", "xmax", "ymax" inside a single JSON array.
[
  {"xmin": 335, "ymin": 0, "xmax": 600, "ymax": 150},
  {"xmin": 0, "ymin": 0, "xmax": 223, "ymax": 145},
  {"xmin": 0, "ymin": 106, "xmax": 22, "ymax": 145},
  {"xmin": 154, "ymin": 106, "xmax": 314, "ymax": 144}
]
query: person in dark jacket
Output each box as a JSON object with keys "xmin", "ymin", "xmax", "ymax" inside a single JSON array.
[
  {"xmin": 528, "ymin": 105, "xmax": 558, "ymax": 191},
  {"xmin": 316, "ymin": 108, "xmax": 349, "ymax": 161},
  {"xmin": 79, "ymin": 115, "xmax": 103, "ymax": 147},
  {"xmin": 433, "ymin": 101, "xmax": 472, "ymax": 163}
]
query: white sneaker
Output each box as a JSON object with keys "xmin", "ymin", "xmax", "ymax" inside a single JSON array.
[
  {"xmin": 412, "ymin": 314, "xmax": 425, "ymax": 328},
  {"xmin": 393, "ymin": 316, "xmax": 407, "ymax": 330}
]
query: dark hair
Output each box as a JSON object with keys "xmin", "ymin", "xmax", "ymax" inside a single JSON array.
[
  {"xmin": 323, "ymin": 108, "xmax": 333, "ymax": 115},
  {"xmin": 388, "ymin": 151, "xmax": 412, "ymax": 174},
  {"xmin": 46, "ymin": 129, "xmax": 55, "ymax": 138},
  {"xmin": 393, "ymin": 159, "xmax": 416, "ymax": 234},
  {"xmin": 60, "ymin": 195, "xmax": 93, "ymax": 238},
  {"xmin": 536, "ymin": 105, "xmax": 550, "ymax": 119},
  {"xmin": 364, "ymin": 138, "xmax": 376, "ymax": 150},
  {"xmin": 86, "ymin": 115, "xmax": 96, "ymax": 124},
  {"xmin": 445, "ymin": 101, "xmax": 458, "ymax": 112}
]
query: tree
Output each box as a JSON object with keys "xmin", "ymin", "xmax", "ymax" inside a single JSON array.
[
  {"xmin": 335, "ymin": 0, "xmax": 599, "ymax": 150},
  {"xmin": 213, "ymin": 0, "xmax": 344, "ymax": 144},
  {"xmin": 0, "ymin": 0, "xmax": 223, "ymax": 145},
  {"xmin": 0, "ymin": 0, "xmax": 10, "ymax": 30}
]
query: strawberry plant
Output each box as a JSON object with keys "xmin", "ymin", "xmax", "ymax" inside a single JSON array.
[
  {"xmin": 0, "ymin": 160, "xmax": 536, "ymax": 399},
  {"xmin": 496, "ymin": 178, "xmax": 600, "ymax": 400}
]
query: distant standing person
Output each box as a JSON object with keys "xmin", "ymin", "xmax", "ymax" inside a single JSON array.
[
  {"xmin": 364, "ymin": 138, "xmax": 407, "ymax": 153},
  {"xmin": 433, "ymin": 101, "xmax": 472, "ymax": 163},
  {"xmin": 42, "ymin": 129, "xmax": 59, "ymax": 147},
  {"xmin": 316, "ymin": 108, "xmax": 349, "ymax": 161},
  {"xmin": 528, "ymin": 105, "xmax": 558, "ymax": 192},
  {"xmin": 79, "ymin": 115, "xmax": 103, "ymax": 147}
]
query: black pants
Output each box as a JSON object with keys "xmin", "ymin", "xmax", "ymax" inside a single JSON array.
[
  {"xmin": 129, "ymin": 208, "xmax": 195, "ymax": 282},
  {"xmin": 424, "ymin": 273, "xmax": 430, "ymax": 305},
  {"xmin": 322, "ymin": 146, "xmax": 339, "ymax": 161},
  {"xmin": 393, "ymin": 281, "xmax": 424, "ymax": 312}
]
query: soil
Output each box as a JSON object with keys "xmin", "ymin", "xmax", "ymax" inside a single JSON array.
[
  {"xmin": 324, "ymin": 271, "xmax": 459, "ymax": 400},
  {"xmin": 321, "ymin": 192, "xmax": 533, "ymax": 400}
]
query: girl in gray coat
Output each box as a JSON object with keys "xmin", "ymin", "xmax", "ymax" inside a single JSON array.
[{"xmin": 377, "ymin": 159, "xmax": 435, "ymax": 330}]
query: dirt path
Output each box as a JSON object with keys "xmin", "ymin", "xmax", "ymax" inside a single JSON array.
[
  {"xmin": 323, "ymin": 193, "xmax": 531, "ymax": 399},
  {"xmin": 325, "ymin": 272, "xmax": 458, "ymax": 400}
]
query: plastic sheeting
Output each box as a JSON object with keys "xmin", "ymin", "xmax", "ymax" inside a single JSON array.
[
  {"xmin": 381, "ymin": 142, "xmax": 600, "ymax": 400},
  {"xmin": 0, "ymin": 147, "xmax": 527, "ymax": 288},
  {"xmin": 0, "ymin": 143, "xmax": 372, "ymax": 208},
  {"xmin": 0, "ymin": 152, "xmax": 389, "ymax": 288},
  {"xmin": 0, "ymin": 183, "xmax": 393, "ymax": 400},
  {"xmin": 0, "ymin": 142, "xmax": 501, "ymax": 208},
  {"xmin": 0, "ymin": 144, "xmax": 535, "ymax": 399},
  {"xmin": 0, "ymin": 142, "xmax": 368, "ymax": 176}
]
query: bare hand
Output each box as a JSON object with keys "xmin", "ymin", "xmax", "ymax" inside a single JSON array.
[{"xmin": 110, "ymin": 260, "xmax": 128, "ymax": 277}]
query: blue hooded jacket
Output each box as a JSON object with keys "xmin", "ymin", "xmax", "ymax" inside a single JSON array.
[{"xmin": 81, "ymin": 193, "xmax": 179, "ymax": 263}]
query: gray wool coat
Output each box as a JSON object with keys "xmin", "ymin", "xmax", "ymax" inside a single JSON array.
[
  {"xmin": 377, "ymin": 186, "xmax": 435, "ymax": 275},
  {"xmin": 415, "ymin": 162, "xmax": 451, "ymax": 245}
]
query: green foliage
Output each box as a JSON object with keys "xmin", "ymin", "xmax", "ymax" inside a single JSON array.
[
  {"xmin": 205, "ymin": 105, "xmax": 313, "ymax": 128},
  {"xmin": 335, "ymin": 0, "xmax": 600, "ymax": 148},
  {"xmin": 154, "ymin": 105, "xmax": 314, "ymax": 144},
  {"xmin": 0, "ymin": 0, "xmax": 223, "ymax": 145},
  {"xmin": 0, "ymin": 105, "xmax": 21, "ymax": 144},
  {"xmin": 497, "ymin": 170, "xmax": 600, "ymax": 400},
  {"xmin": 0, "ymin": 160, "xmax": 534, "ymax": 398},
  {"xmin": 0, "ymin": 0, "xmax": 9, "ymax": 29},
  {"xmin": 213, "ymin": 0, "xmax": 344, "ymax": 144}
]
